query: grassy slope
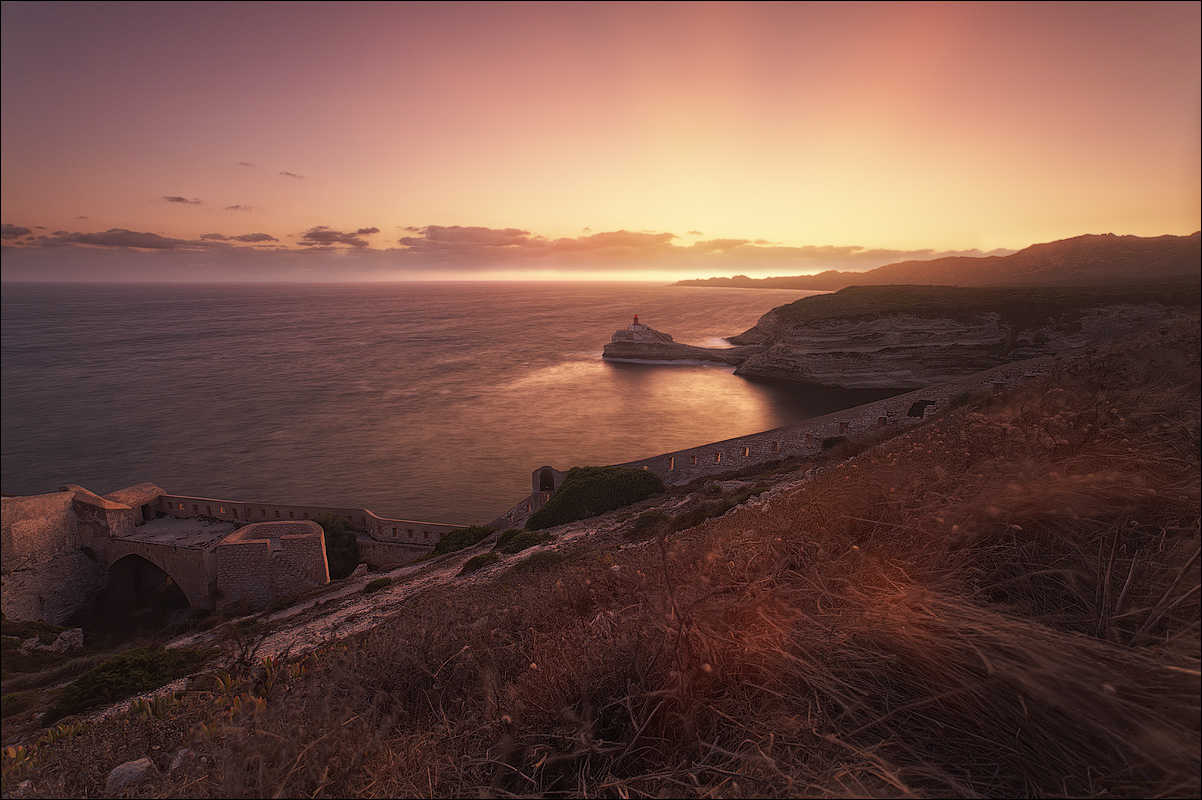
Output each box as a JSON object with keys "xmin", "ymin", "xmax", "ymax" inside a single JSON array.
[{"xmin": 5, "ymin": 319, "xmax": 1199, "ymax": 799}]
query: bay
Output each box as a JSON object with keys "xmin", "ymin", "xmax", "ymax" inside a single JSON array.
[{"xmin": 2, "ymin": 281, "xmax": 893, "ymax": 524}]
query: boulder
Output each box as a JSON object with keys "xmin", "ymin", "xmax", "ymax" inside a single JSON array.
[
  {"xmin": 51, "ymin": 628, "xmax": 84, "ymax": 652},
  {"xmin": 104, "ymin": 757, "xmax": 156, "ymax": 794}
]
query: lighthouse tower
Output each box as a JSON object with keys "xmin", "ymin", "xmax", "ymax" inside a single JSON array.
[{"xmin": 609, "ymin": 315, "xmax": 673, "ymax": 344}]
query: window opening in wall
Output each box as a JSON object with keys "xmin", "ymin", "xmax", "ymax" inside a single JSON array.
[
  {"xmin": 275, "ymin": 510, "xmax": 280, "ymax": 518},
  {"xmin": 303, "ymin": 512, "xmax": 309, "ymax": 519},
  {"xmin": 392, "ymin": 527, "xmax": 397, "ymax": 536},
  {"xmin": 878, "ymin": 416, "xmax": 887, "ymax": 427},
  {"xmin": 714, "ymin": 452, "xmax": 721, "ymax": 463},
  {"xmin": 669, "ymin": 457, "xmax": 675, "ymax": 470},
  {"xmin": 289, "ymin": 511, "xmax": 295, "ymax": 519},
  {"xmin": 772, "ymin": 441, "xmax": 781, "ymax": 453},
  {"xmin": 642, "ymin": 465, "xmax": 648, "ymax": 470},
  {"xmin": 219, "ymin": 506, "xmax": 224, "ymax": 513},
  {"xmin": 193, "ymin": 504, "xmax": 199, "ymax": 513},
  {"xmin": 361, "ymin": 517, "xmax": 367, "ymax": 526},
  {"xmin": 423, "ymin": 531, "xmax": 429, "ymax": 540},
  {"xmin": 907, "ymin": 400, "xmax": 936, "ymax": 417},
  {"xmin": 232, "ymin": 508, "xmax": 239, "ymax": 519},
  {"xmin": 743, "ymin": 446, "xmax": 750, "ymax": 457},
  {"xmin": 691, "ymin": 455, "xmax": 698, "ymax": 465},
  {"xmin": 839, "ymin": 421, "xmax": 850, "ymax": 434}
]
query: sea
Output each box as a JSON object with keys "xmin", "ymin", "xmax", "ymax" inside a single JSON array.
[{"xmin": 1, "ymin": 282, "xmax": 898, "ymax": 525}]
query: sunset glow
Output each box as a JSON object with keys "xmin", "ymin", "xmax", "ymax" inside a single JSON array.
[{"xmin": 2, "ymin": 1, "xmax": 1198, "ymax": 282}]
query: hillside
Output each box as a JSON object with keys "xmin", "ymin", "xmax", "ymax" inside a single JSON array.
[
  {"xmin": 3, "ymin": 316, "xmax": 1198, "ymax": 798},
  {"xmin": 675, "ymin": 231, "xmax": 1200, "ymax": 290}
]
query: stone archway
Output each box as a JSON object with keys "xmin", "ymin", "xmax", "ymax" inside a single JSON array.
[
  {"xmin": 105, "ymin": 540, "xmax": 214, "ymax": 611},
  {"xmin": 538, "ymin": 467, "xmax": 556, "ymax": 493},
  {"xmin": 102, "ymin": 554, "xmax": 195, "ymax": 613}
]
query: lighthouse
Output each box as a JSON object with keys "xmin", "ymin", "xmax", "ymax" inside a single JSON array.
[{"xmin": 609, "ymin": 315, "xmax": 673, "ymax": 344}]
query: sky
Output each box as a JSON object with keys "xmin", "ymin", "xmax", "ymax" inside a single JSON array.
[{"xmin": 2, "ymin": 1, "xmax": 1199, "ymax": 282}]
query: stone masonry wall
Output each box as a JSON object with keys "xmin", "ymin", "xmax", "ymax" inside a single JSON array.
[
  {"xmin": 617, "ymin": 354, "xmax": 1058, "ymax": 486},
  {"xmin": 215, "ymin": 521, "xmax": 330, "ymax": 607},
  {"xmin": 155, "ymin": 496, "xmax": 461, "ymax": 548},
  {"xmin": 216, "ymin": 539, "xmax": 272, "ymax": 608},
  {"xmin": 485, "ymin": 353, "xmax": 1062, "ymax": 529}
]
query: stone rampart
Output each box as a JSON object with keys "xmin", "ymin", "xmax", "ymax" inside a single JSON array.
[
  {"xmin": 216, "ymin": 539, "xmax": 273, "ymax": 608},
  {"xmin": 616, "ymin": 354, "xmax": 1057, "ymax": 485},
  {"xmin": 215, "ymin": 520, "xmax": 330, "ymax": 608},
  {"xmin": 155, "ymin": 495, "xmax": 461, "ymax": 548}
]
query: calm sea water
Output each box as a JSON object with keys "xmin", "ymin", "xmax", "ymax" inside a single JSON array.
[{"xmin": 2, "ymin": 282, "xmax": 894, "ymax": 524}]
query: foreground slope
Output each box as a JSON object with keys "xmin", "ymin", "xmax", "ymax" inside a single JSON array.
[{"xmin": 5, "ymin": 318, "xmax": 1199, "ymax": 799}]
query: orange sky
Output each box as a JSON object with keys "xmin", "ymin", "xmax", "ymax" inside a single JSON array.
[{"xmin": 2, "ymin": 1, "xmax": 1198, "ymax": 281}]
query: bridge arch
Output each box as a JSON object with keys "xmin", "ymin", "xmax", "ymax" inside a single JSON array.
[{"xmin": 106, "ymin": 540, "xmax": 215, "ymax": 610}]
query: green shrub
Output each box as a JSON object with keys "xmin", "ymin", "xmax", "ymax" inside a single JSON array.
[
  {"xmin": 45, "ymin": 646, "xmax": 211, "ymax": 723},
  {"xmin": 312, "ymin": 513, "xmax": 360, "ymax": 579},
  {"xmin": 821, "ymin": 436, "xmax": 848, "ymax": 451},
  {"xmin": 459, "ymin": 553, "xmax": 501, "ymax": 575},
  {"xmin": 512, "ymin": 550, "xmax": 567, "ymax": 572},
  {"xmin": 499, "ymin": 531, "xmax": 554, "ymax": 554},
  {"xmin": 625, "ymin": 509, "xmax": 670, "ymax": 540},
  {"xmin": 1, "ymin": 689, "xmax": 36, "ymax": 719},
  {"xmin": 494, "ymin": 529, "xmax": 523, "ymax": 549},
  {"xmin": 432, "ymin": 525, "xmax": 495, "ymax": 556},
  {"xmin": 362, "ymin": 577, "xmax": 391, "ymax": 594},
  {"xmin": 526, "ymin": 466, "xmax": 664, "ymax": 530},
  {"xmin": 730, "ymin": 483, "xmax": 771, "ymax": 507},
  {"xmin": 671, "ymin": 500, "xmax": 735, "ymax": 532},
  {"xmin": 946, "ymin": 387, "xmax": 993, "ymax": 411}
]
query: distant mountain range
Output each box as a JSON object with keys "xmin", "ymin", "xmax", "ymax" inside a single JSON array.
[{"xmin": 674, "ymin": 232, "xmax": 1200, "ymax": 289}]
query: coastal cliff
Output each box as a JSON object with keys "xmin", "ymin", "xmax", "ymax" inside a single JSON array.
[{"xmin": 618, "ymin": 279, "xmax": 1200, "ymax": 389}]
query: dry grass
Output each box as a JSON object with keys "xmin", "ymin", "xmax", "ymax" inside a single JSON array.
[{"xmin": 5, "ymin": 318, "xmax": 1199, "ymax": 798}]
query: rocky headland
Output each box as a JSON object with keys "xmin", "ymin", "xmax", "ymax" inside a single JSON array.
[{"xmin": 612, "ymin": 278, "xmax": 1201, "ymax": 389}]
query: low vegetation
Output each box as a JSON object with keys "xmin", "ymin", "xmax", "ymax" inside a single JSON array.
[
  {"xmin": 3, "ymin": 318, "xmax": 1198, "ymax": 798},
  {"xmin": 43, "ymin": 646, "xmax": 212, "ymax": 724},
  {"xmin": 431, "ymin": 525, "xmax": 495, "ymax": 556},
  {"xmin": 526, "ymin": 466, "xmax": 664, "ymax": 530},
  {"xmin": 312, "ymin": 513, "xmax": 361, "ymax": 579},
  {"xmin": 458, "ymin": 553, "xmax": 500, "ymax": 575},
  {"xmin": 497, "ymin": 531, "xmax": 554, "ymax": 554},
  {"xmin": 361, "ymin": 577, "xmax": 391, "ymax": 594}
]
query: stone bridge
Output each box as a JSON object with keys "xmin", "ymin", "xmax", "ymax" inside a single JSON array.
[{"xmin": 2, "ymin": 483, "xmax": 333, "ymax": 622}]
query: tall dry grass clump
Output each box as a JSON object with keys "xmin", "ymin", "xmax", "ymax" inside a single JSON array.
[{"xmin": 9, "ymin": 318, "xmax": 1199, "ymax": 798}]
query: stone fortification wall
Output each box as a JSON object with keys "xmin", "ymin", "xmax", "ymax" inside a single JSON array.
[
  {"xmin": 618, "ymin": 354, "xmax": 1057, "ymax": 486},
  {"xmin": 488, "ymin": 492, "xmax": 540, "ymax": 531},
  {"xmin": 155, "ymin": 495, "xmax": 462, "ymax": 549},
  {"xmin": 215, "ymin": 521, "xmax": 329, "ymax": 608},
  {"xmin": 357, "ymin": 537, "xmax": 431, "ymax": 567},
  {"xmin": 1, "ymin": 492, "xmax": 108, "ymax": 624},
  {"xmin": 216, "ymin": 539, "xmax": 272, "ymax": 608}
]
